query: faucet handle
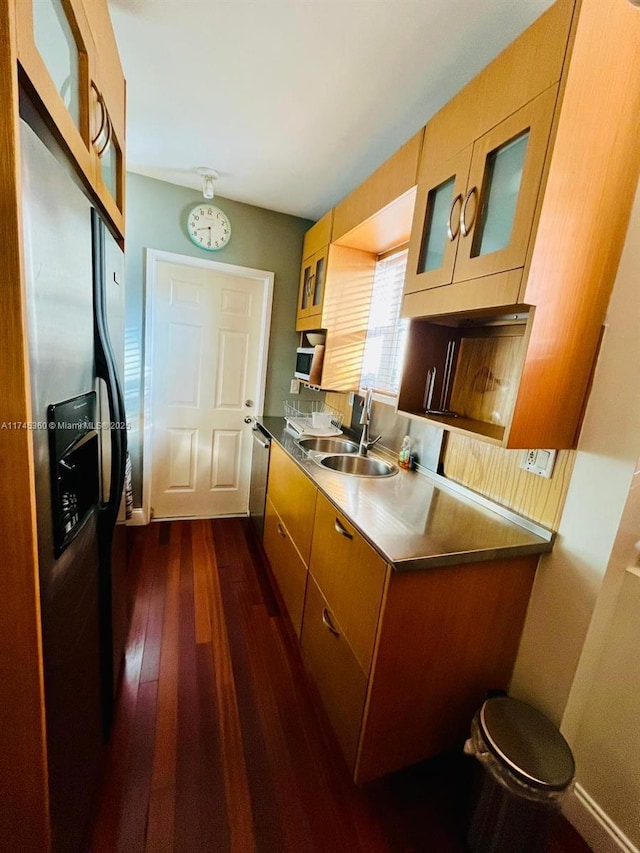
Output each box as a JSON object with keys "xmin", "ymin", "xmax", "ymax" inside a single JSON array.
[
  {"xmin": 359, "ymin": 388, "xmax": 373, "ymax": 424},
  {"xmin": 368, "ymin": 434, "xmax": 383, "ymax": 449}
]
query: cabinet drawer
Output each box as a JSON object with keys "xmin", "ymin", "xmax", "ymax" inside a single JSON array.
[
  {"xmin": 266, "ymin": 442, "xmax": 317, "ymax": 565},
  {"xmin": 263, "ymin": 498, "xmax": 307, "ymax": 636},
  {"xmin": 301, "ymin": 575, "xmax": 368, "ymax": 771},
  {"xmin": 309, "ymin": 492, "xmax": 388, "ymax": 674}
]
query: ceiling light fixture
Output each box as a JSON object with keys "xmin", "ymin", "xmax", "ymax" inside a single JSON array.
[{"xmin": 196, "ymin": 167, "xmax": 219, "ymax": 200}]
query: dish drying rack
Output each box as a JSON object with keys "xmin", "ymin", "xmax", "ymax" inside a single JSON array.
[{"xmin": 283, "ymin": 400, "xmax": 344, "ymax": 436}]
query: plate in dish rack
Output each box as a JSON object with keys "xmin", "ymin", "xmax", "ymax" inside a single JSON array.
[{"xmin": 285, "ymin": 418, "xmax": 343, "ymax": 437}]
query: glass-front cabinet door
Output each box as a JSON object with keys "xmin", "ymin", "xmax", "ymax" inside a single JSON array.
[
  {"xmin": 297, "ymin": 255, "xmax": 315, "ymax": 320},
  {"xmin": 453, "ymin": 86, "xmax": 557, "ymax": 284},
  {"xmin": 31, "ymin": 0, "xmax": 82, "ymax": 127},
  {"xmin": 404, "ymin": 147, "xmax": 471, "ymax": 294},
  {"xmin": 15, "ymin": 0, "xmax": 93, "ymax": 174},
  {"xmin": 310, "ymin": 248, "xmax": 327, "ymax": 313},
  {"xmin": 296, "ymin": 247, "xmax": 328, "ymax": 329}
]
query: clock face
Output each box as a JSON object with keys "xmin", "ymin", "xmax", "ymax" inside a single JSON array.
[{"xmin": 186, "ymin": 204, "xmax": 231, "ymax": 251}]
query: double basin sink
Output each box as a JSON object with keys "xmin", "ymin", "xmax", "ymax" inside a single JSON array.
[{"xmin": 297, "ymin": 437, "xmax": 398, "ymax": 478}]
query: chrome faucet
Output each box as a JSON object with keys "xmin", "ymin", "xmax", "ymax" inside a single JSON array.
[{"xmin": 358, "ymin": 389, "xmax": 382, "ymax": 456}]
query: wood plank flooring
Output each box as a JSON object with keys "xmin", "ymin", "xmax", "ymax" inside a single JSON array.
[{"xmin": 91, "ymin": 519, "xmax": 591, "ymax": 853}]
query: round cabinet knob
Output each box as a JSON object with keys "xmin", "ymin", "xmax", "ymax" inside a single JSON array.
[
  {"xmin": 244, "ymin": 416, "xmax": 253, "ymax": 424},
  {"xmin": 245, "ymin": 399, "xmax": 254, "ymax": 407}
]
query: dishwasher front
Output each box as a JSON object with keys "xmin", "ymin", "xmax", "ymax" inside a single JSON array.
[{"xmin": 248, "ymin": 422, "xmax": 271, "ymax": 540}]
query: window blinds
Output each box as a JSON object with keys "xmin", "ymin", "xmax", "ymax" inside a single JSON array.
[{"xmin": 360, "ymin": 248, "xmax": 409, "ymax": 398}]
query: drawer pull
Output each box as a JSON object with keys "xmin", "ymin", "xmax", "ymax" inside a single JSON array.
[
  {"xmin": 276, "ymin": 522, "xmax": 287, "ymax": 539},
  {"xmin": 322, "ymin": 608, "xmax": 340, "ymax": 637},
  {"xmin": 334, "ymin": 518, "xmax": 353, "ymax": 540}
]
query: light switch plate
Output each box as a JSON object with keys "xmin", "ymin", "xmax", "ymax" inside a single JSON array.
[
  {"xmin": 520, "ymin": 449, "xmax": 557, "ymax": 478},
  {"xmin": 290, "ymin": 379, "xmax": 300, "ymax": 394}
]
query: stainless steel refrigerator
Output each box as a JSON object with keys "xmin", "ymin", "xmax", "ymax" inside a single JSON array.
[{"xmin": 20, "ymin": 115, "xmax": 128, "ymax": 852}]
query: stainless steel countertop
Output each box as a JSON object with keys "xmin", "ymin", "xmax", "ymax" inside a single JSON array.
[{"xmin": 259, "ymin": 417, "xmax": 554, "ymax": 572}]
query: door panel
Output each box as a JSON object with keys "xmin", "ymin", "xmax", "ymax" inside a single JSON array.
[
  {"xmin": 210, "ymin": 430, "xmax": 241, "ymax": 488},
  {"xmin": 167, "ymin": 428, "xmax": 197, "ymax": 489},
  {"xmin": 151, "ymin": 259, "xmax": 267, "ymax": 518}
]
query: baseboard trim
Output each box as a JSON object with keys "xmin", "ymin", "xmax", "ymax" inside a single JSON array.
[
  {"xmin": 563, "ymin": 783, "xmax": 639, "ymax": 853},
  {"xmin": 127, "ymin": 508, "xmax": 147, "ymax": 526}
]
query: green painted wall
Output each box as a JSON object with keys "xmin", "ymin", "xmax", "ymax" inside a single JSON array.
[{"xmin": 124, "ymin": 172, "xmax": 312, "ymax": 506}]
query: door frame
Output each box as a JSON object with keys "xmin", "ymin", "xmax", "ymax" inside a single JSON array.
[{"xmin": 141, "ymin": 248, "xmax": 274, "ymax": 524}]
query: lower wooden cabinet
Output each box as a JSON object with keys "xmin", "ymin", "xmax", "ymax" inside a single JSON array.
[
  {"xmin": 302, "ymin": 494, "xmax": 539, "ymax": 784},
  {"xmin": 300, "ymin": 575, "xmax": 368, "ymax": 768},
  {"xmin": 263, "ymin": 498, "xmax": 307, "ymax": 636},
  {"xmin": 308, "ymin": 493, "xmax": 387, "ymax": 674},
  {"xmin": 266, "ymin": 443, "xmax": 317, "ymax": 565},
  {"xmin": 263, "ymin": 444, "xmax": 539, "ymax": 784}
]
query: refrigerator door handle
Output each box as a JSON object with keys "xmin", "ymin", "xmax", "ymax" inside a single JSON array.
[{"xmin": 92, "ymin": 211, "xmax": 127, "ymax": 530}]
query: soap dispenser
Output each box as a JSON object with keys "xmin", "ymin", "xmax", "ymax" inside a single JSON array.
[{"xmin": 399, "ymin": 435, "xmax": 412, "ymax": 470}]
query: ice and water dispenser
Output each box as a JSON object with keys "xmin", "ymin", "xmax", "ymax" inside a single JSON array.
[{"xmin": 47, "ymin": 391, "xmax": 99, "ymax": 556}]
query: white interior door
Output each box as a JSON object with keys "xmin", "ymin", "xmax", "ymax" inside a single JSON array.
[{"xmin": 149, "ymin": 257, "xmax": 270, "ymax": 519}]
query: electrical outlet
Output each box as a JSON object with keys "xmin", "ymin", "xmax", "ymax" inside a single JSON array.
[
  {"xmin": 290, "ymin": 379, "xmax": 300, "ymax": 394},
  {"xmin": 348, "ymin": 391, "xmax": 355, "ymax": 406},
  {"xmin": 520, "ymin": 449, "xmax": 557, "ymax": 478}
]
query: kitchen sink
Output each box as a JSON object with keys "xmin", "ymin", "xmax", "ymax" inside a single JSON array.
[
  {"xmin": 319, "ymin": 455, "xmax": 398, "ymax": 477},
  {"xmin": 297, "ymin": 437, "xmax": 359, "ymax": 454}
]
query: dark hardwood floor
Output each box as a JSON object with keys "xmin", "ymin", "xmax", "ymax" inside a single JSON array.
[{"xmin": 90, "ymin": 519, "xmax": 591, "ymax": 852}]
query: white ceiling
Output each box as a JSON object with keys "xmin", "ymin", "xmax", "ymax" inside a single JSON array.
[{"xmin": 108, "ymin": 0, "xmax": 555, "ymax": 221}]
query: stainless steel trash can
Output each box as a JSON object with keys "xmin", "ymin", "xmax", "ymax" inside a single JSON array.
[{"xmin": 464, "ymin": 696, "xmax": 575, "ymax": 853}]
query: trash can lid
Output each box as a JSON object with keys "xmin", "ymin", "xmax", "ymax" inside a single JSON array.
[{"xmin": 479, "ymin": 697, "xmax": 575, "ymax": 790}]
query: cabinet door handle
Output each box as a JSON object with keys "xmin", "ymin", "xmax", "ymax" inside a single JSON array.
[
  {"xmin": 460, "ymin": 186, "xmax": 478, "ymax": 237},
  {"xmin": 90, "ymin": 83, "xmax": 108, "ymax": 148},
  {"xmin": 447, "ymin": 193, "xmax": 463, "ymax": 241},
  {"xmin": 322, "ymin": 608, "xmax": 340, "ymax": 637},
  {"xmin": 334, "ymin": 517, "xmax": 353, "ymax": 540},
  {"xmin": 96, "ymin": 114, "xmax": 112, "ymax": 158},
  {"xmin": 307, "ymin": 273, "xmax": 315, "ymax": 297},
  {"xmin": 276, "ymin": 522, "xmax": 286, "ymax": 539}
]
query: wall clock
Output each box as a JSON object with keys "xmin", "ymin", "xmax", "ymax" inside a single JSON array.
[{"xmin": 186, "ymin": 204, "xmax": 231, "ymax": 251}]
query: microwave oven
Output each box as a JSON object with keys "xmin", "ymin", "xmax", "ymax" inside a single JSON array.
[{"xmin": 295, "ymin": 345, "xmax": 324, "ymax": 385}]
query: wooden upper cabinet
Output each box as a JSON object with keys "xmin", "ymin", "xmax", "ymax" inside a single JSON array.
[
  {"xmin": 296, "ymin": 210, "xmax": 333, "ymax": 330},
  {"xmin": 295, "ymin": 211, "xmax": 377, "ymax": 392},
  {"xmin": 15, "ymin": 0, "xmax": 93, "ymax": 174},
  {"xmin": 398, "ymin": 0, "xmax": 640, "ymax": 449},
  {"xmin": 403, "ymin": 0, "xmax": 573, "ymax": 315},
  {"xmin": 81, "ymin": 0, "xmax": 126, "ymax": 235},
  {"xmin": 405, "ymin": 84, "xmax": 558, "ymax": 311},
  {"xmin": 296, "ymin": 245, "xmax": 328, "ymax": 329},
  {"xmin": 15, "ymin": 0, "xmax": 125, "ymax": 240},
  {"xmin": 332, "ymin": 129, "xmax": 424, "ymax": 246}
]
